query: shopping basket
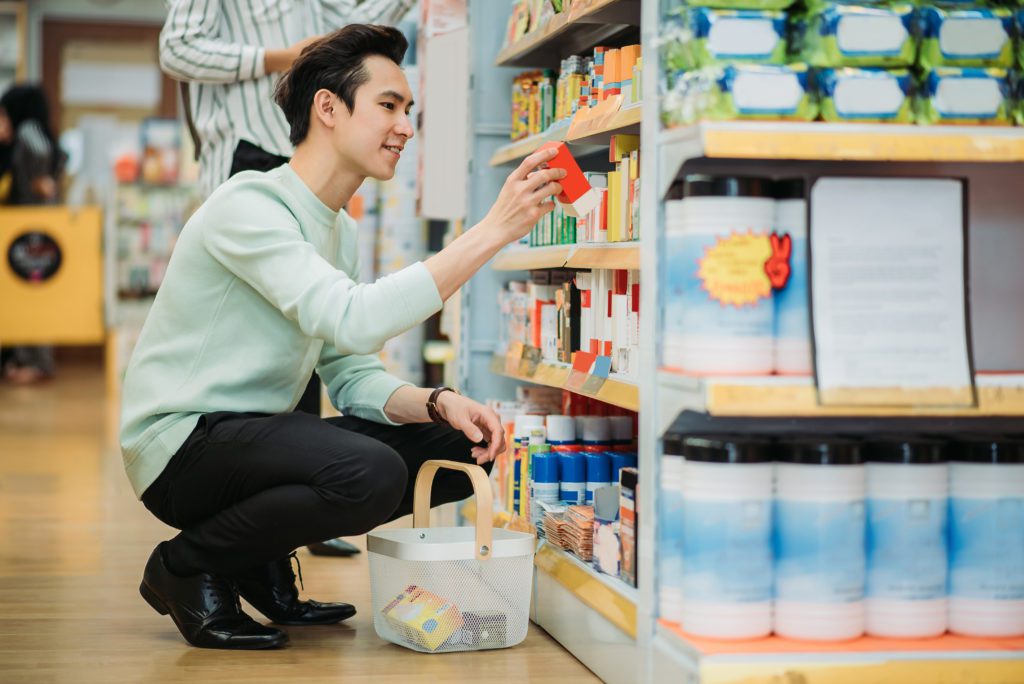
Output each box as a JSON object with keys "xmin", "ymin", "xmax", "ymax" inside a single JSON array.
[{"xmin": 367, "ymin": 459, "xmax": 536, "ymax": 653}]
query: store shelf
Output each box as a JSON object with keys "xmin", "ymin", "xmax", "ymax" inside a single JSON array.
[
  {"xmin": 492, "ymin": 353, "xmax": 639, "ymax": 411},
  {"xmin": 652, "ymin": 620, "xmax": 1024, "ymax": 684},
  {"xmin": 491, "ymin": 244, "xmax": 572, "ymax": 270},
  {"xmin": 496, "ymin": 0, "xmax": 641, "ymax": 68},
  {"xmin": 658, "ymin": 121, "xmax": 1024, "ymax": 197},
  {"xmin": 658, "ymin": 371, "xmax": 1024, "ymax": 420},
  {"xmin": 490, "ymin": 103, "xmax": 642, "ymax": 167},
  {"xmin": 492, "ymin": 242, "xmax": 640, "ymax": 271},
  {"xmin": 534, "ymin": 542, "xmax": 639, "ymax": 684}
]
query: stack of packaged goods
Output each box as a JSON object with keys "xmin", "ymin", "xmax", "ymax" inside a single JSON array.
[
  {"xmin": 511, "ymin": 70, "xmax": 557, "ymax": 141},
  {"xmin": 661, "ymin": 0, "xmax": 1024, "ymax": 126},
  {"xmin": 498, "ymin": 410, "xmax": 639, "ymax": 586},
  {"xmin": 659, "ymin": 432, "xmax": 1024, "ymax": 641},
  {"xmin": 498, "ymin": 267, "xmax": 641, "ymax": 379},
  {"xmin": 661, "ymin": 0, "xmax": 815, "ymax": 125}
]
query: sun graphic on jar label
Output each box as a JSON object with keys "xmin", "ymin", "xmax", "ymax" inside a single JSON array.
[{"xmin": 697, "ymin": 231, "xmax": 773, "ymax": 307}]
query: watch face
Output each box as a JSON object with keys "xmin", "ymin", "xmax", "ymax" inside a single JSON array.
[{"xmin": 8, "ymin": 231, "xmax": 63, "ymax": 283}]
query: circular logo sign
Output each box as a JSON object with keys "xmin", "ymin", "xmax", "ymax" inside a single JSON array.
[{"xmin": 7, "ymin": 231, "xmax": 63, "ymax": 283}]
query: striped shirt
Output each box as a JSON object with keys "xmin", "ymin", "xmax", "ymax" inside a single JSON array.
[{"xmin": 159, "ymin": 0, "xmax": 415, "ymax": 196}]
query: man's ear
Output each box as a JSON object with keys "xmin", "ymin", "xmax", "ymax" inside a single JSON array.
[{"xmin": 311, "ymin": 89, "xmax": 336, "ymax": 130}]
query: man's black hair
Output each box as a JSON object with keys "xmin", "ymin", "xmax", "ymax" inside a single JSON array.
[{"xmin": 274, "ymin": 24, "xmax": 408, "ymax": 146}]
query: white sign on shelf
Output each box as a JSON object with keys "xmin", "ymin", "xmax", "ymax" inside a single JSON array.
[{"xmin": 810, "ymin": 177, "xmax": 974, "ymax": 407}]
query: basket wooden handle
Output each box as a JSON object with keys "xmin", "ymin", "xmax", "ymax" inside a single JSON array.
[{"xmin": 412, "ymin": 459, "xmax": 494, "ymax": 561}]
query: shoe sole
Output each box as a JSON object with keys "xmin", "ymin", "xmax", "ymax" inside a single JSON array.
[
  {"xmin": 140, "ymin": 581, "xmax": 288, "ymax": 650},
  {"xmin": 271, "ymin": 608, "xmax": 357, "ymax": 626}
]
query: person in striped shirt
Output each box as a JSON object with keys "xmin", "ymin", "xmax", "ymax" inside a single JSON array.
[
  {"xmin": 159, "ymin": 0, "xmax": 416, "ymax": 198},
  {"xmin": 159, "ymin": 0, "xmax": 416, "ymax": 556}
]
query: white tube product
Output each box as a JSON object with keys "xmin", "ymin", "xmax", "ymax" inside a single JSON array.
[
  {"xmin": 678, "ymin": 436, "xmax": 774, "ymax": 640},
  {"xmin": 865, "ymin": 438, "xmax": 949, "ymax": 638},
  {"xmin": 659, "ymin": 435, "xmax": 686, "ymax": 623},
  {"xmin": 663, "ymin": 176, "xmax": 776, "ymax": 375},
  {"xmin": 772, "ymin": 179, "xmax": 813, "ymax": 375},
  {"xmin": 949, "ymin": 439, "xmax": 1024, "ymax": 638},
  {"xmin": 774, "ymin": 439, "xmax": 866, "ymax": 641}
]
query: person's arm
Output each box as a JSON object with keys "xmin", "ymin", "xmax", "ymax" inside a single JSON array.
[
  {"xmin": 423, "ymin": 146, "xmax": 565, "ymax": 300},
  {"xmin": 319, "ymin": 0, "xmax": 417, "ymax": 26},
  {"xmin": 318, "ymin": 348, "xmax": 505, "ymax": 464},
  {"xmin": 159, "ymin": 0, "xmax": 313, "ymax": 83}
]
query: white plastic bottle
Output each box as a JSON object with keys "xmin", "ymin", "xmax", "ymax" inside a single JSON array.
[
  {"xmin": 663, "ymin": 176, "xmax": 776, "ymax": 375},
  {"xmin": 772, "ymin": 178, "xmax": 813, "ymax": 375},
  {"xmin": 865, "ymin": 437, "xmax": 949, "ymax": 638},
  {"xmin": 949, "ymin": 438, "xmax": 1024, "ymax": 638},
  {"xmin": 678, "ymin": 435, "xmax": 774, "ymax": 639},
  {"xmin": 774, "ymin": 439, "xmax": 866, "ymax": 641}
]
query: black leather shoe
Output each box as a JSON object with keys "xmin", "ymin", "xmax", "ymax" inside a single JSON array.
[
  {"xmin": 235, "ymin": 553, "xmax": 356, "ymax": 626},
  {"xmin": 140, "ymin": 544, "xmax": 288, "ymax": 650},
  {"xmin": 307, "ymin": 538, "xmax": 361, "ymax": 557}
]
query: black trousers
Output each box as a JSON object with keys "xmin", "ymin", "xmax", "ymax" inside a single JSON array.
[
  {"xmin": 228, "ymin": 139, "xmax": 320, "ymax": 416},
  {"xmin": 142, "ymin": 411, "xmax": 486, "ymax": 576}
]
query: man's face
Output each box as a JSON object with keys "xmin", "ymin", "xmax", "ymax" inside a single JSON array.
[{"xmin": 331, "ymin": 55, "xmax": 414, "ymax": 181}]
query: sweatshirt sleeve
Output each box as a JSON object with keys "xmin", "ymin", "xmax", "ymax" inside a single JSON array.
[
  {"xmin": 160, "ymin": 0, "xmax": 266, "ymax": 84},
  {"xmin": 201, "ymin": 190, "xmax": 442, "ymax": 356},
  {"xmin": 317, "ymin": 346, "xmax": 410, "ymax": 425}
]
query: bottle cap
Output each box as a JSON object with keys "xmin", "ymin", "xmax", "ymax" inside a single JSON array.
[
  {"xmin": 582, "ymin": 416, "xmax": 611, "ymax": 443},
  {"xmin": 682, "ymin": 175, "xmax": 771, "ymax": 199},
  {"xmin": 609, "ymin": 416, "xmax": 634, "ymax": 442},
  {"xmin": 781, "ymin": 438, "xmax": 863, "ymax": 465},
  {"xmin": 546, "ymin": 415, "xmax": 576, "ymax": 443},
  {"xmin": 950, "ymin": 437, "xmax": 1024, "ymax": 464},
  {"xmin": 682, "ymin": 435, "xmax": 773, "ymax": 464},
  {"xmin": 865, "ymin": 436, "xmax": 947, "ymax": 464},
  {"xmin": 514, "ymin": 414, "xmax": 546, "ymax": 438}
]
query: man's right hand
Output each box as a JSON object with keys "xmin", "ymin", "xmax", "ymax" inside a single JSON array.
[
  {"xmin": 482, "ymin": 146, "xmax": 566, "ymax": 246},
  {"xmin": 265, "ymin": 36, "xmax": 322, "ymax": 74}
]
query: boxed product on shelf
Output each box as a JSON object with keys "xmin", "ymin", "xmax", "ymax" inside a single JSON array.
[
  {"xmin": 511, "ymin": 70, "xmax": 556, "ymax": 140},
  {"xmin": 619, "ymin": 466, "xmax": 638, "ymax": 587},
  {"xmin": 662, "ymin": 63, "xmax": 817, "ymax": 126},
  {"xmin": 918, "ymin": 5, "xmax": 1015, "ymax": 70},
  {"xmin": 917, "ymin": 67, "xmax": 1014, "ymax": 125},
  {"xmin": 798, "ymin": 1, "xmax": 918, "ymax": 68},
  {"xmin": 684, "ymin": 8, "xmax": 789, "ymax": 68},
  {"xmin": 817, "ymin": 67, "xmax": 915, "ymax": 123}
]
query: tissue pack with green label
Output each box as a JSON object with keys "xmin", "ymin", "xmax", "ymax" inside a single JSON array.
[
  {"xmin": 662, "ymin": 64, "xmax": 817, "ymax": 125},
  {"xmin": 801, "ymin": 2, "xmax": 918, "ymax": 68},
  {"xmin": 919, "ymin": 6, "xmax": 1014, "ymax": 69},
  {"xmin": 686, "ymin": 8, "xmax": 789, "ymax": 68},
  {"xmin": 818, "ymin": 68, "xmax": 915, "ymax": 122},
  {"xmin": 917, "ymin": 67, "xmax": 1012, "ymax": 124}
]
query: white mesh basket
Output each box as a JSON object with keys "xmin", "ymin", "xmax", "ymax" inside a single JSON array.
[{"xmin": 367, "ymin": 460, "xmax": 536, "ymax": 653}]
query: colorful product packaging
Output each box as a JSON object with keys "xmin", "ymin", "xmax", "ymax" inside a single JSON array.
[
  {"xmin": 686, "ymin": 8, "xmax": 788, "ymax": 68},
  {"xmin": 817, "ymin": 67, "xmax": 915, "ymax": 123},
  {"xmin": 662, "ymin": 64, "xmax": 817, "ymax": 125},
  {"xmin": 918, "ymin": 5, "xmax": 1015, "ymax": 69},
  {"xmin": 381, "ymin": 585, "xmax": 464, "ymax": 652},
  {"xmin": 916, "ymin": 67, "xmax": 1013, "ymax": 125},
  {"xmin": 537, "ymin": 141, "xmax": 600, "ymax": 218},
  {"xmin": 801, "ymin": 2, "xmax": 918, "ymax": 68}
]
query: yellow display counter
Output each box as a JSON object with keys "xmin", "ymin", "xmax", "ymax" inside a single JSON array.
[{"xmin": 0, "ymin": 206, "xmax": 104, "ymax": 344}]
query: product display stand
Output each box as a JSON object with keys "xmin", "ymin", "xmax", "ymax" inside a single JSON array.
[{"xmin": 463, "ymin": 2, "xmax": 1024, "ymax": 682}]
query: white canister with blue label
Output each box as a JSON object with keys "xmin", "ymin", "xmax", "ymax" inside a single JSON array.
[
  {"xmin": 663, "ymin": 176, "xmax": 776, "ymax": 375},
  {"xmin": 772, "ymin": 178, "xmax": 812, "ymax": 375},
  {"xmin": 774, "ymin": 438, "xmax": 866, "ymax": 641},
  {"xmin": 865, "ymin": 437, "xmax": 949, "ymax": 638},
  {"xmin": 949, "ymin": 438, "xmax": 1024, "ymax": 637},
  {"xmin": 679, "ymin": 435, "xmax": 775, "ymax": 640}
]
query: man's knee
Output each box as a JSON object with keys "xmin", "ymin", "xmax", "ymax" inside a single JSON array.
[{"xmin": 312, "ymin": 442, "xmax": 408, "ymax": 527}]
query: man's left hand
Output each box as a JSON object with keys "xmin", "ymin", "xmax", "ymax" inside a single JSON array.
[{"xmin": 435, "ymin": 392, "xmax": 506, "ymax": 465}]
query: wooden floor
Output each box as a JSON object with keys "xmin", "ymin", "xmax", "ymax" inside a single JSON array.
[{"xmin": 0, "ymin": 363, "xmax": 600, "ymax": 683}]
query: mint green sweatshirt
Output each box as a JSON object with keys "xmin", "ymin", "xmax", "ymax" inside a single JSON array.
[{"xmin": 119, "ymin": 165, "xmax": 442, "ymax": 498}]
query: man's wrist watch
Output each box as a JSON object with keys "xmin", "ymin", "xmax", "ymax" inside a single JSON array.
[{"xmin": 426, "ymin": 386, "xmax": 457, "ymax": 425}]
